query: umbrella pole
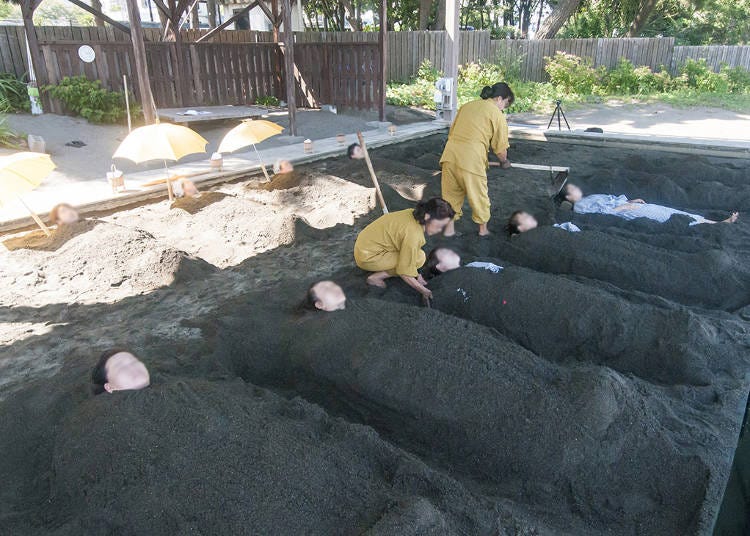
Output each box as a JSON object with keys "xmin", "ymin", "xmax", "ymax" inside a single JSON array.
[
  {"xmin": 252, "ymin": 143, "xmax": 271, "ymax": 181},
  {"xmin": 163, "ymin": 160, "xmax": 174, "ymax": 202},
  {"xmin": 17, "ymin": 196, "xmax": 51, "ymax": 236}
]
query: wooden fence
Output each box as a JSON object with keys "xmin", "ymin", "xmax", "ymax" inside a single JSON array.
[{"xmin": 6, "ymin": 26, "xmax": 750, "ymax": 82}]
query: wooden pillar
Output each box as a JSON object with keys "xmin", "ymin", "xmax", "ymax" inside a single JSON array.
[
  {"xmin": 443, "ymin": 0, "xmax": 459, "ymax": 123},
  {"xmin": 125, "ymin": 0, "xmax": 157, "ymax": 123},
  {"xmin": 281, "ymin": 0, "xmax": 297, "ymax": 136},
  {"xmin": 378, "ymin": 0, "xmax": 386, "ymax": 121},
  {"xmin": 21, "ymin": 3, "xmax": 48, "ymax": 88}
]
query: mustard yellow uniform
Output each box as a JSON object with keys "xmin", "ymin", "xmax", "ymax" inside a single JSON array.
[
  {"xmin": 440, "ymin": 99, "xmax": 510, "ymax": 224},
  {"xmin": 354, "ymin": 209, "xmax": 426, "ymax": 277}
]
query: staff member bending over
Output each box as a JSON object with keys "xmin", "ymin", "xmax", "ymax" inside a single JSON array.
[
  {"xmin": 440, "ymin": 82, "xmax": 514, "ymax": 237},
  {"xmin": 354, "ymin": 197, "xmax": 455, "ymax": 298}
]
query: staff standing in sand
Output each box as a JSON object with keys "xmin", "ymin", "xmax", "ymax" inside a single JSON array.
[
  {"xmin": 440, "ymin": 82, "xmax": 514, "ymax": 237},
  {"xmin": 354, "ymin": 198, "xmax": 455, "ymax": 298}
]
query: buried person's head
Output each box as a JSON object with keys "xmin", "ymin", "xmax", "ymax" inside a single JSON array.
[
  {"xmin": 347, "ymin": 143, "xmax": 364, "ymax": 160},
  {"xmin": 91, "ymin": 349, "xmax": 150, "ymax": 395},
  {"xmin": 306, "ymin": 281, "xmax": 347, "ymax": 312},
  {"xmin": 480, "ymin": 82, "xmax": 515, "ymax": 110},
  {"xmin": 424, "ymin": 247, "xmax": 462, "ymax": 277},
  {"xmin": 179, "ymin": 179, "xmax": 200, "ymax": 198},
  {"xmin": 506, "ymin": 210, "xmax": 538, "ymax": 235},
  {"xmin": 555, "ymin": 183, "xmax": 583, "ymax": 204},
  {"xmin": 413, "ymin": 198, "xmax": 456, "ymax": 235},
  {"xmin": 49, "ymin": 203, "xmax": 80, "ymax": 226},
  {"xmin": 274, "ymin": 159, "xmax": 294, "ymax": 175}
]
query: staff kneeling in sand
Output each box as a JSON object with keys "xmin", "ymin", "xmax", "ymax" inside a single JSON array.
[
  {"xmin": 354, "ymin": 198, "xmax": 455, "ymax": 298},
  {"xmin": 91, "ymin": 348, "xmax": 150, "ymax": 394},
  {"xmin": 49, "ymin": 203, "xmax": 80, "ymax": 227},
  {"xmin": 305, "ymin": 280, "xmax": 346, "ymax": 312},
  {"xmin": 558, "ymin": 183, "xmax": 739, "ymax": 225}
]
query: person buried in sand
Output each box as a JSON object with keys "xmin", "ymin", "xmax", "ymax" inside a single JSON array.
[
  {"xmin": 91, "ymin": 348, "xmax": 150, "ymax": 395},
  {"xmin": 305, "ymin": 280, "xmax": 347, "ymax": 312},
  {"xmin": 558, "ymin": 183, "xmax": 739, "ymax": 225},
  {"xmin": 177, "ymin": 179, "xmax": 200, "ymax": 199},
  {"xmin": 274, "ymin": 159, "xmax": 294, "ymax": 175},
  {"xmin": 505, "ymin": 210, "xmax": 581, "ymax": 235},
  {"xmin": 440, "ymin": 82, "xmax": 514, "ymax": 237},
  {"xmin": 347, "ymin": 143, "xmax": 365, "ymax": 160},
  {"xmin": 49, "ymin": 203, "xmax": 80, "ymax": 227},
  {"xmin": 424, "ymin": 247, "xmax": 503, "ymax": 278},
  {"xmin": 354, "ymin": 197, "xmax": 455, "ymax": 298}
]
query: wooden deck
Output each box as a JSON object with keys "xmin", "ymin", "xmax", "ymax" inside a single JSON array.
[{"xmin": 157, "ymin": 105, "xmax": 268, "ymax": 126}]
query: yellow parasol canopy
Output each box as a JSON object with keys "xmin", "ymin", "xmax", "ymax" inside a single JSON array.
[
  {"xmin": 113, "ymin": 123, "xmax": 208, "ymax": 164},
  {"xmin": 217, "ymin": 120, "xmax": 284, "ymax": 154},
  {"xmin": 0, "ymin": 151, "xmax": 55, "ymax": 236},
  {"xmin": 0, "ymin": 152, "xmax": 55, "ymax": 201}
]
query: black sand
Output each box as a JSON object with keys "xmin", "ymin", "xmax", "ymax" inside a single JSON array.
[{"xmin": 1, "ymin": 134, "xmax": 749, "ymax": 535}]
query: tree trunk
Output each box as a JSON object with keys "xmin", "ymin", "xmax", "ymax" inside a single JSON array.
[
  {"xmin": 92, "ymin": 0, "xmax": 105, "ymax": 27},
  {"xmin": 191, "ymin": 3, "xmax": 199, "ymax": 28},
  {"xmin": 207, "ymin": 0, "xmax": 217, "ymax": 28},
  {"xmin": 519, "ymin": 0, "xmax": 531, "ymax": 38},
  {"xmin": 435, "ymin": 0, "xmax": 446, "ymax": 30},
  {"xmin": 627, "ymin": 0, "xmax": 658, "ymax": 37},
  {"xmin": 125, "ymin": 0, "xmax": 157, "ymax": 123},
  {"xmin": 535, "ymin": 0, "xmax": 581, "ymax": 39},
  {"xmin": 418, "ymin": 0, "xmax": 431, "ymax": 30}
]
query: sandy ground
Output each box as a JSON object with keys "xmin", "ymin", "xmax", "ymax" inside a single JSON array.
[
  {"xmin": 510, "ymin": 101, "xmax": 750, "ymax": 141},
  {"xmin": 1, "ymin": 134, "xmax": 749, "ymax": 534}
]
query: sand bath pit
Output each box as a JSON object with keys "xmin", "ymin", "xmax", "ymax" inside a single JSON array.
[{"xmin": 0, "ymin": 133, "xmax": 749, "ymax": 535}]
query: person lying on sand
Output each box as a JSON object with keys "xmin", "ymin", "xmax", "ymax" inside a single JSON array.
[
  {"xmin": 305, "ymin": 281, "xmax": 346, "ymax": 312},
  {"xmin": 177, "ymin": 179, "xmax": 200, "ymax": 199},
  {"xmin": 49, "ymin": 203, "xmax": 80, "ymax": 226},
  {"xmin": 347, "ymin": 143, "xmax": 365, "ymax": 160},
  {"xmin": 505, "ymin": 210, "xmax": 581, "ymax": 235},
  {"xmin": 91, "ymin": 348, "xmax": 150, "ymax": 395},
  {"xmin": 424, "ymin": 247, "xmax": 503, "ymax": 278},
  {"xmin": 557, "ymin": 183, "xmax": 739, "ymax": 225},
  {"xmin": 273, "ymin": 159, "xmax": 294, "ymax": 175},
  {"xmin": 354, "ymin": 198, "xmax": 455, "ymax": 298}
]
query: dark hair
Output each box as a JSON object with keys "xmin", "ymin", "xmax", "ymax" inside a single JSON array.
[
  {"xmin": 424, "ymin": 247, "xmax": 454, "ymax": 278},
  {"xmin": 347, "ymin": 143, "xmax": 360, "ymax": 159},
  {"xmin": 505, "ymin": 210, "xmax": 523, "ymax": 236},
  {"xmin": 412, "ymin": 197, "xmax": 455, "ymax": 224},
  {"xmin": 91, "ymin": 347, "xmax": 130, "ymax": 395},
  {"xmin": 49, "ymin": 203, "xmax": 75, "ymax": 225},
  {"xmin": 480, "ymin": 82, "xmax": 515, "ymax": 105},
  {"xmin": 553, "ymin": 183, "xmax": 572, "ymax": 206}
]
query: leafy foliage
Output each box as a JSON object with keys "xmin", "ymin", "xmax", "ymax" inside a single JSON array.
[
  {"xmin": 44, "ymin": 76, "xmax": 134, "ymax": 123},
  {"xmin": 0, "ymin": 73, "xmax": 30, "ymax": 113},
  {"xmin": 0, "ymin": 115, "xmax": 25, "ymax": 148},
  {"xmin": 256, "ymin": 95, "xmax": 281, "ymax": 106}
]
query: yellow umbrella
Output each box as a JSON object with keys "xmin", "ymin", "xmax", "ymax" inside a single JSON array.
[
  {"xmin": 218, "ymin": 119, "xmax": 284, "ymax": 180},
  {"xmin": 113, "ymin": 123, "xmax": 208, "ymax": 201},
  {"xmin": 0, "ymin": 152, "xmax": 55, "ymax": 236}
]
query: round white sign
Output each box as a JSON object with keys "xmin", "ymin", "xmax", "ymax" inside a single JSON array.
[{"xmin": 78, "ymin": 45, "xmax": 95, "ymax": 63}]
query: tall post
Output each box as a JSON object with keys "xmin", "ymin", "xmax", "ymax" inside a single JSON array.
[
  {"xmin": 21, "ymin": 1, "xmax": 49, "ymax": 110},
  {"xmin": 378, "ymin": 0, "xmax": 386, "ymax": 121},
  {"xmin": 442, "ymin": 0, "xmax": 459, "ymax": 123},
  {"xmin": 281, "ymin": 0, "xmax": 297, "ymax": 136},
  {"xmin": 126, "ymin": 0, "xmax": 157, "ymax": 124}
]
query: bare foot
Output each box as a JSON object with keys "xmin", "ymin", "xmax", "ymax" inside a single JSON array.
[
  {"xmin": 723, "ymin": 212, "xmax": 739, "ymax": 224},
  {"xmin": 366, "ymin": 273, "xmax": 388, "ymax": 288},
  {"xmin": 478, "ymin": 223, "xmax": 491, "ymax": 236}
]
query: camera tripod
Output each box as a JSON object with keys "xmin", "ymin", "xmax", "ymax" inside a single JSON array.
[{"xmin": 547, "ymin": 99, "xmax": 571, "ymax": 131}]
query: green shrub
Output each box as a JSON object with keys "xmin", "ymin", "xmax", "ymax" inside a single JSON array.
[
  {"xmin": 256, "ymin": 95, "xmax": 280, "ymax": 106},
  {"xmin": 44, "ymin": 76, "xmax": 131, "ymax": 123},
  {"xmin": 0, "ymin": 114, "xmax": 24, "ymax": 148},
  {"xmin": 544, "ymin": 52, "xmax": 603, "ymax": 94},
  {"xmin": 680, "ymin": 58, "xmax": 729, "ymax": 92},
  {"xmin": 416, "ymin": 59, "xmax": 441, "ymax": 83},
  {"xmin": 721, "ymin": 65, "xmax": 750, "ymax": 93},
  {"xmin": 0, "ymin": 73, "xmax": 30, "ymax": 113}
]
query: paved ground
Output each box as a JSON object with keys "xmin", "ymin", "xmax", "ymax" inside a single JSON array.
[{"xmin": 509, "ymin": 101, "xmax": 750, "ymax": 142}]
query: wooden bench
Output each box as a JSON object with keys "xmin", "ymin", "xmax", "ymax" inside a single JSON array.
[{"xmin": 157, "ymin": 105, "xmax": 268, "ymax": 127}]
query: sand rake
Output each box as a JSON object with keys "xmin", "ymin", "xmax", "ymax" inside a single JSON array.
[{"xmin": 356, "ymin": 132, "xmax": 388, "ymax": 214}]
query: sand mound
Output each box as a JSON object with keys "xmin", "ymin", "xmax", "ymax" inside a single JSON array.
[
  {"xmin": 422, "ymin": 266, "xmax": 750, "ymax": 386},
  {"xmin": 216, "ymin": 298, "xmax": 736, "ymax": 535},
  {"xmin": 0, "ymin": 371, "xmax": 544, "ymax": 535},
  {"xmin": 0, "ymin": 220, "xmax": 214, "ymax": 306},
  {"xmin": 498, "ymin": 226, "xmax": 750, "ymax": 310}
]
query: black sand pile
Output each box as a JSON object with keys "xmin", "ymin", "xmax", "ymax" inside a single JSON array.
[{"xmin": 215, "ymin": 297, "xmax": 744, "ymax": 535}]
